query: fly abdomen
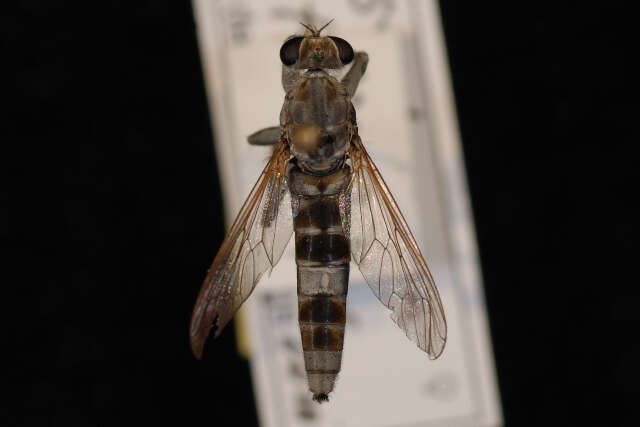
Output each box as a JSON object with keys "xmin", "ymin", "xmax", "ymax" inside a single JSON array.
[
  {"xmin": 288, "ymin": 164, "xmax": 351, "ymax": 402},
  {"xmin": 297, "ymin": 265, "xmax": 348, "ymax": 402},
  {"xmin": 295, "ymin": 233, "xmax": 350, "ymax": 265},
  {"xmin": 296, "ymin": 216, "xmax": 349, "ymax": 402}
]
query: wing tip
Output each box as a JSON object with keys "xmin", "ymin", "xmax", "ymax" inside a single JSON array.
[
  {"xmin": 190, "ymin": 336, "xmax": 205, "ymax": 360},
  {"xmin": 428, "ymin": 346, "xmax": 445, "ymax": 360},
  {"xmin": 427, "ymin": 337, "xmax": 447, "ymax": 360},
  {"xmin": 190, "ymin": 310, "xmax": 232, "ymax": 359}
]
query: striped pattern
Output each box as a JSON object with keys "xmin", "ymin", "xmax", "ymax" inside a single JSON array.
[{"xmin": 289, "ymin": 165, "xmax": 351, "ymax": 401}]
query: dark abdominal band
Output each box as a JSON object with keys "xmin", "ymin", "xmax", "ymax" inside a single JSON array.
[{"xmin": 294, "ymin": 193, "xmax": 350, "ymax": 401}]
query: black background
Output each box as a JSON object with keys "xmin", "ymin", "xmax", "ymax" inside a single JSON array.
[{"xmin": 5, "ymin": 1, "xmax": 632, "ymax": 426}]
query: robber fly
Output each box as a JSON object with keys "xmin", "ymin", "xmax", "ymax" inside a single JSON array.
[{"xmin": 190, "ymin": 21, "xmax": 447, "ymax": 402}]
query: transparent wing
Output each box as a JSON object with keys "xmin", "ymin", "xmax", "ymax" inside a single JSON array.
[
  {"xmin": 348, "ymin": 136, "xmax": 447, "ymax": 358},
  {"xmin": 190, "ymin": 141, "xmax": 293, "ymax": 358}
]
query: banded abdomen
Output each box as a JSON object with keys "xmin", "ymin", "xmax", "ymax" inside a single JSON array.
[{"xmin": 288, "ymin": 164, "xmax": 351, "ymax": 402}]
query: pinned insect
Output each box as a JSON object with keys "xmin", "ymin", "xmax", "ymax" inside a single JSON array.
[{"xmin": 191, "ymin": 21, "xmax": 447, "ymax": 402}]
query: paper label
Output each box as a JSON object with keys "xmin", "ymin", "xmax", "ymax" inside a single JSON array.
[{"xmin": 193, "ymin": 1, "xmax": 502, "ymax": 426}]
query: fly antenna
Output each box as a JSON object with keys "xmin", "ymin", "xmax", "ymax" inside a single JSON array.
[
  {"xmin": 300, "ymin": 19, "xmax": 334, "ymax": 37},
  {"xmin": 300, "ymin": 22, "xmax": 317, "ymax": 36},
  {"xmin": 317, "ymin": 19, "xmax": 334, "ymax": 34}
]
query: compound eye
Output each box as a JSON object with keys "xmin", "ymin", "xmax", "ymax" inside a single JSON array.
[
  {"xmin": 280, "ymin": 36, "xmax": 304, "ymax": 66},
  {"xmin": 329, "ymin": 37, "xmax": 354, "ymax": 65}
]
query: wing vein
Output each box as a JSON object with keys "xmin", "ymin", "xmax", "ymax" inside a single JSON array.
[
  {"xmin": 348, "ymin": 135, "xmax": 447, "ymax": 358},
  {"xmin": 189, "ymin": 141, "xmax": 293, "ymax": 358}
]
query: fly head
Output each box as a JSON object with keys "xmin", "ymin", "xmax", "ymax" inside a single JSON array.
[{"xmin": 279, "ymin": 21, "xmax": 354, "ymax": 70}]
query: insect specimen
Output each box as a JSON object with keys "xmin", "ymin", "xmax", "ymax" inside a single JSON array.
[{"xmin": 190, "ymin": 21, "xmax": 447, "ymax": 402}]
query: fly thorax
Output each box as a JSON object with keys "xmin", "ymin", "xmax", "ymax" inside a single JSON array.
[
  {"xmin": 289, "ymin": 76, "xmax": 348, "ymax": 125},
  {"xmin": 288, "ymin": 123, "xmax": 349, "ymax": 175}
]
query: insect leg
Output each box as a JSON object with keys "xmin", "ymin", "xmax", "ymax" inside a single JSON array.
[
  {"xmin": 249, "ymin": 62, "xmax": 297, "ymax": 146},
  {"xmin": 341, "ymin": 52, "xmax": 369, "ymax": 98},
  {"xmin": 247, "ymin": 126, "xmax": 281, "ymax": 145}
]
